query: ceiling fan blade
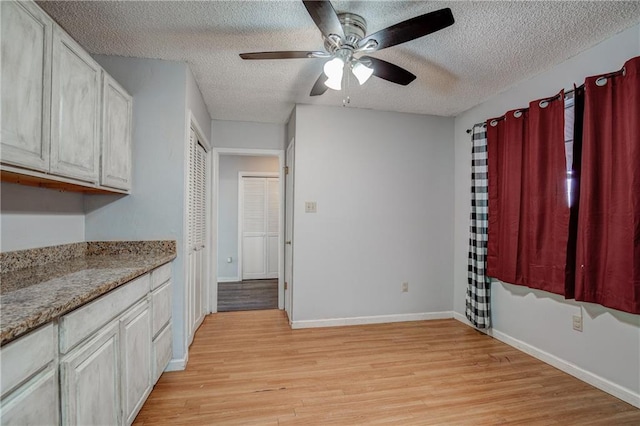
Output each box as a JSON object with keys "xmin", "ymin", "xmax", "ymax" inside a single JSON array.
[
  {"xmin": 362, "ymin": 56, "xmax": 416, "ymax": 86},
  {"xmin": 358, "ymin": 8, "xmax": 454, "ymax": 51},
  {"xmin": 302, "ymin": 0, "xmax": 344, "ymax": 39},
  {"xmin": 310, "ymin": 73, "xmax": 329, "ymax": 96},
  {"xmin": 239, "ymin": 51, "xmax": 323, "ymax": 60}
]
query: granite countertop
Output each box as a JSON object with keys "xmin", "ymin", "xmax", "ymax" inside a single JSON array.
[{"xmin": 0, "ymin": 241, "xmax": 176, "ymax": 346}]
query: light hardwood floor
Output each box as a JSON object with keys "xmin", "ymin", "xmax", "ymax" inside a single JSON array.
[{"xmin": 134, "ymin": 310, "xmax": 640, "ymax": 425}]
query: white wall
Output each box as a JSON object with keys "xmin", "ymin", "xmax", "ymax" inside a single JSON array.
[
  {"xmin": 292, "ymin": 105, "xmax": 455, "ymax": 323},
  {"xmin": 217, "ymin": 155, "xmax": 280, "ymax": 280},
  {"xmin": 186, "ymin": 68, "xmax": 212, "ymax": 144},
  {"xmin": 212, "ymin": 120, "xmax": 285, "ymax": 150},
  {"xmin": 0, "ymin": 183, "xmax": 85, "ymax": 251},
  {"xmin": 453, "ymin": 24, "xmax": 640, "ymax": 403},
  {"xmin": 85, "ymin": 56, "xmax": 191, "ymax": 363}
]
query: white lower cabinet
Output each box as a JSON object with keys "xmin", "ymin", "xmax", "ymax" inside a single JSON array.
[
  {"xmin": 60, "ymin": 271, "xmax": 168, "ymax": 425},
  {"xmin": 120, "ymin": 300, "xmax": 152, "ymax": 425},
  {"xmin": 0, "ymin": 262, "xmax": 173, "ymax": 425},
  {"xmin": 61, "ymin": 323, "xmax": 120, "ymax": 426}
]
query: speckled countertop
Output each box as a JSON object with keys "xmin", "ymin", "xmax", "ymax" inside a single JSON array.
[{"xmin": 0, "ymin": 241, "xmax": 176, "ymax": 346}]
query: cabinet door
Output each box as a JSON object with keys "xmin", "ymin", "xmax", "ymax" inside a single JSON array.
[
  {"xmin": 61, "ymin": 323, "xmax": 119, "ymax": 426},
  {"xmin": 120, "ymin": 300, "xmax": 152, "ymax": 425},
  {"xmin": 0, "ymin": 0, "xmax": 52, "ymax": 171},
  {"xmin": 0, "ymin": 368, "xmax": 59, "ymax": 426},
  {"xmin": 152, "ymin": 323, "xmax": 172, "ymax": 384},
  {"xmin": 50, "ymin": 26, "xmax": 101, "ymax": 183},
  {"xmin": 151, "ymin": 280, "xmax": 172, "ymax": 338},
  {"xmin": 101, "ymin": 73, "xmax": 132, "ymax": 191}
]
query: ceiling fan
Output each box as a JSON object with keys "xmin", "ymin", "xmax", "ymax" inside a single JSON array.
[{"xmin": 239, "ymin": 1, "xmax": 455, "ymax": 96}]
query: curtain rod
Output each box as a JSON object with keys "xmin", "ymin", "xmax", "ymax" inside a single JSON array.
[
  {"xmin": 465, "ymin": 85, "xmax": 585, "ymax": 135},
  {"xmin": 465, "ymin": 64, "xmax": 626, "ymax": 135}
]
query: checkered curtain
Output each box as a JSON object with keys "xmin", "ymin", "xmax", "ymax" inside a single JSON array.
[{"xmin": 465, "ymin": 124, "xmax": 491, "ymax": 328}]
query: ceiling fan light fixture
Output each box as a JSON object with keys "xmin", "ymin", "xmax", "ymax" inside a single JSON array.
[
  {"xmin": 323, "ymin": 56, "xmax": 345, "ymax": 90},
  {"xmin": 324, "ymin": 74, "xmax": 343, "ymax": 90},
  {"xmin": 352, "ymin": 61, "xmax": 374, "ymax": 85}
]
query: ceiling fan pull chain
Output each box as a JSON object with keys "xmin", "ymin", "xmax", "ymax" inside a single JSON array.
[{"xmin": 343, "ymin": 68, "xmax": 351, "ymax": 106}]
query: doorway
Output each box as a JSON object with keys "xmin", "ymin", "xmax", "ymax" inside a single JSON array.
[{"xmin": 214, "ymin": 150, "xmax": 284, "ymax": 312}]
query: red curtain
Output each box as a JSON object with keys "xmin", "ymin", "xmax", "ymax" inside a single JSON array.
[
  {"xmin": 487, "ymin": 110, "xmax": 526, "ymax": 284},
  {"xmin": 575, "ymin": 56, "xmax": 640, "ymax": 314},
  {"xmin": 523, "ymin": 93, "xmax": 572, "ymax": 295},
  {"xmin": 487, "ymin": 94, "xmax": 570, "ymax": 295}
]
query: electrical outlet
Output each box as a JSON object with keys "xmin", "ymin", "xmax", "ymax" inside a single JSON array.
[
  {"xmin": 305, "ymin": 201, "xmax": 317, "ymax": 213},
  {"xmin": 572, "ymin": 315, "xmax": 583, "ymax": 332},
  {"xmin": 402, "ymin": 282, "xmax": 409, "ymax": 292}
]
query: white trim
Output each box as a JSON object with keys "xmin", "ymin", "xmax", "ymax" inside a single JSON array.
[
  {"xmin": 453, "ymin": 311, "xmax": 473, "ymax": 326},
  {"xmin": 291, "ymin": 311, "xmax": 454, "ymax": 329},
  {"xmin": 452, "ymin": 314, "xmax": 640, "ymax": 408},
  {"xmin": 239, "ymin": 171, "xmax": 280, "ymax": 178},
  {"xmin": 214, "ymin": 147, "xmax": 286, "ymax": 310},
  {"xmin": 184, "ymin": 110, "xmax": 211, "ymax": 358},
  {"xmin": 165, "ymin": 352, "xmax": 188, "ymax": 372},
  {"xmin": 209, "ymin": 150, "xmax": 219, "ymax": 313},
  {"xmin": 284, "ymin": 138, "xmax": 295, "ymax": 322},
  {"xmin": 217, "ymin": 276, "xmax": 240, "ymax": 283},
  {"xmin": 189, "ymin": 111, "xmax": 211, "ymax": 152},
  {"xmin": 216, "ymin": 148, "xmax": 281, "ymax": 157}
]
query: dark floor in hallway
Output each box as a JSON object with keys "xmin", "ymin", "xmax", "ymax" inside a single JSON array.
[{"xmin": 217, "ymin": 279, "xmax": 278, "ymax": 312}]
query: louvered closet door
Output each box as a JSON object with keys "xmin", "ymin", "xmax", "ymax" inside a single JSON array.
[
  {"xmin": 242, "ymin": 177, "xmax": 279, "ymax": 280},
  {"xmin": 187, "ymin": 128, "xmax": 207, "ymax": 344}
]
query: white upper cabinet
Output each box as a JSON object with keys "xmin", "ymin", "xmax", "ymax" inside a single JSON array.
[
  {"xmin": 0, "ymin": 0, "xmax": 132, "ymax": 193},
  {"xmin": 0, "ymin": 0, "xmax": 52, "ymax": 172},
  {"xmin": 50, "ymin": 26, "xmax": 101, "ymax": 183},
  {"xmin": 101, "ymin": 73, "xmax": 133, "ymax": 191}
]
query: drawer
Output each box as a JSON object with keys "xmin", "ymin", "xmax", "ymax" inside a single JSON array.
[
  {"xmin": 151, "ymin": 280, "xmax": 172, "ymax": 337},
  {"xmin": 59, "ymin": 273, "xmax": 150, "ymax": 354},
  {"xmin": 152, "ymin": 322, "xmax": 172, "ymax": 383},
  {"xmin": 0, "ymin": 368, "xmax": 59, "ymax": 426},
  {"xmin": 1, "ymin": 323, "xmax": 55, "ymax": 398},
  {"xmin": 151, "ymin": 263, "xmax": 171, "ymax": 290}
]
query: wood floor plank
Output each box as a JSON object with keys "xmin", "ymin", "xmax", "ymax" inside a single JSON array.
[
  {"xmin": 217, "ymin": 279, "xmax": 278, "ymax": 312},
  {"xmin": 134, "ymin": 310, "xmax": 640, "ymax": 425}
]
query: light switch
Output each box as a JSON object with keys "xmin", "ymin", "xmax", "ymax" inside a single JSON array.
[{"xmin": 305, "ymin": 201, "xmax": 317, "ymax": 213}]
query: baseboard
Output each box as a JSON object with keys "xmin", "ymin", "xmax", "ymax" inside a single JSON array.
[
  {"xmin": 165, "ymin": 354, "xmax": 188, "ymax": 372},
  {"xmin": 217, "ymin": 276, "xmax": 240, "ymax": 283},
  {"xmin": 291, "ymin": 311, "xmax": 453, "ymax": 329},
  {"xmin": 452, "ymin": 313, "xmax": 640, "ymax": 408}
]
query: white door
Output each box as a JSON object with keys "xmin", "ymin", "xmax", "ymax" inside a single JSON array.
[
  {"xmin": 0, "ymin": 0, "xmax": 53, "ymax": 172},
  {"xmin": 50, "ymin": 26, "xmax": 101, "ymax": 183},
  {"xmin": 284, "ymin": 141, "xmax": 294, "ymax": 320},
  {"xmin": 187, "ymin": 128, "xmax": 208, "ymax": 345},
  {"xmin": 60, "ymin": 324, "xmax": 120, "ymax": 426},
  {"xmin": 101, "ymin": 73, "xmax": 132, "ymax": 191},
  {"xmin": 119, "ymin": 300, "xmax": 152, "ymax": 425},
  {"xmin": 241, "ymin": 176, "xmax": 279, "ymax": 280}
]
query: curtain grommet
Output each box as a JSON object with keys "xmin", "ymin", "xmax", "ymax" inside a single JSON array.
[
  {"xmin": 596, "ymin": 76, "xmax": 608, "ymax": 87},
  {"xmin": 539, "ymin": 100, "xmax": 549, "ymax": 108},
  {"xmin": 490, "ymin": 119, "xmax": 498, "ymax": 127},
  {"xmin": 514, "ymin": 110, "xmax": 523, "ymax": 118}
]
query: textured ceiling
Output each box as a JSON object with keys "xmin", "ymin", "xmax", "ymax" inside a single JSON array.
[{"xmin": 38, "ymin": 1, "xmax": 640, "ymax": 124}]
